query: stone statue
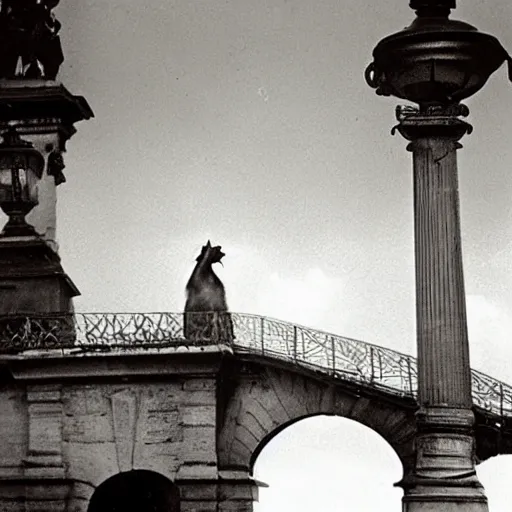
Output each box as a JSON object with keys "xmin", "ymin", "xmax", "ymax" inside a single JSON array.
[
  {"xmin": 47, "ymin": 149, "xmax": 66, "ymax": 185},
  {"xmin": 184, "ymin": 241, "xmax": 234, "ymax": 343},
  {"xmin": 0, "ymin": 0, "xmax": 64, "ymax": 80}
]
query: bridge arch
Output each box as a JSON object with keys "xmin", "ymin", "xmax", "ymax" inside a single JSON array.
[
  {"xmin": 87, "ymin": 469, "xmax": 180, "ymax": 512},
  {"xmin": 217, "ymin": 357, "xmax": 418, "ymax": 478},
  {"xmin": 253, "ymin": 415, "xmax": 404, "ymax": 511}
]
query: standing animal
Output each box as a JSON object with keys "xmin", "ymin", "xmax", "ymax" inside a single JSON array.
[{"xmin": 184, "ymin": 241, "xmax": 234, "ymax": 343}]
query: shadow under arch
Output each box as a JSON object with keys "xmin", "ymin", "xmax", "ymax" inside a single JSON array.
[
  {"xmin": 87, "ymin": 469, "xmax": 180, "ymax": 512},
  {"xmin": 253, "ymin": 415, "xmax": 404, "ymax": 511}
]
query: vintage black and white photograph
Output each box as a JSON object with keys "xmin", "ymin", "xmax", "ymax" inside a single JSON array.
[{"xmin": 0, "ymin": 0, "xmax": 511, "ymax": 511}]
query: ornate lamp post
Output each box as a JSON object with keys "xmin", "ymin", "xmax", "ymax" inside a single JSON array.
[
  {"xmin": 0, "ymin": 126, "xmax": 44, "ymax": 237},
  {"xmin": 366, "ymin": 1, "xmax": 510, "ymax": 511}
]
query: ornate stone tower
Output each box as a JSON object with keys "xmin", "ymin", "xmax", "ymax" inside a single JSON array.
[{"xmin": 0, "ymin": 1, "xmax": 93, "ymax": 320}]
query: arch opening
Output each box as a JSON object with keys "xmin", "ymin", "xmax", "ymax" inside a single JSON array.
[
  {"xmin": 87, "ymin": 469, "xmax": 180, "ymax": 512},
  {"xmin": 477, "ymin": 454, "xmax": 512, "ymax": 511},
  {"xmin": 253, "ymin": 415, "xmax": 403, "ymax": 512}
]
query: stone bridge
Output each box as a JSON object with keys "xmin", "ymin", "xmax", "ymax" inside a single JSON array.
[{"xmin": 0, "ymin": 312, "xmax": 510, "ymax": 511}]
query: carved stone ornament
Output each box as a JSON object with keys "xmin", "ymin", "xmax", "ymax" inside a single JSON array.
[
  {"xmin": 0, "ymin": 0, "xmax": 64, "ymax": 80},
  {"xmin": 47, "ymin": 148, "xmax": 66, "ymax": 185}
]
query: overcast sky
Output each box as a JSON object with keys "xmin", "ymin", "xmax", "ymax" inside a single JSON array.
[{"xmin": 10, "ymin": 0, "xmax": 512, "ymax": 510}]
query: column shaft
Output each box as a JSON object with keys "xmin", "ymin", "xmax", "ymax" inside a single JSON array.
[
  {"xmin": 410, "ymin": 136, "xmax": 471, "ymax": 407},
  {"xmin": 396, "ymin": 110, "xmax": 488, "ymax": 512}
]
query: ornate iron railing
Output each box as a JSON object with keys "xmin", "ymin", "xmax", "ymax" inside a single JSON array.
[{"xmin": 0, "ymin": 312, "xmax": 511, "ymax": 419}]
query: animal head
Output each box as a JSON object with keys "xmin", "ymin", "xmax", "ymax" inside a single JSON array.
[{"xmin": 196, "ymin": 240, "xmax": 225, "ymax": 265}]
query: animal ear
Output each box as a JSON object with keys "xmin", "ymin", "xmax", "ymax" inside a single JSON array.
[{"xmin": 206, "ymin": 240, "xmax": 212, "ymax": 248}]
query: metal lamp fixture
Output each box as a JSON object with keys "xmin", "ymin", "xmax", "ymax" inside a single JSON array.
[
  {"xmin": 0, "ymin": 127, "xmax": 44, "ymax": 237},
  {"xmin": 365, "ymin": 0, "xmax": 511, "ymax": 107}
]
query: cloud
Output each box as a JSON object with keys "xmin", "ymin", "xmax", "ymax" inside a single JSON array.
[
  {"xmin": 466, "ymin": 294, "xmax": 512, "ymax": 382},
  {"xmin": 254, "ymin": 267, "xmax": 344, "ymax": 330},
  {"xmin": 478, "ymin": 455, "xmax": 512, "ymax": 512}
]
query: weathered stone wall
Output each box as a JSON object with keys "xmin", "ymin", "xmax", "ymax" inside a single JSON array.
[
  {"xmin": 0, "ymin": 349, "xmax": 241, "ymax": 512},
  {"xmin": 62, "ymin": 378, "xmax": 217, "ymax": 509},
  {"xmin": 0, "ymin": 386, "xmax": 27, "ymax": 478},
  {"xmin": 0, "ymin": 351, "xmax": 418, "ymax": 512},
  {"xmin": 0, "ymin": 277, "xmax": 72, "ymax": 314},
  {"xmin": 61, "ymin": 370, "xmax": 258, "ymax": 512},
  {"xmin": 0, "ymin": 347, "xmax": 510, "ymax": 511}
]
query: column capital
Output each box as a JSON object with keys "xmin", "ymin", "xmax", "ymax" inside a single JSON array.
[{"xmin": 392, "ymin": 104, "xmax": 472, "ymax": 142}]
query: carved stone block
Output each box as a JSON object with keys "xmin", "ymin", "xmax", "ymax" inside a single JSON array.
[{"xmin": 24, "ymin": 384, "xmax": 63, "ymax": 478}]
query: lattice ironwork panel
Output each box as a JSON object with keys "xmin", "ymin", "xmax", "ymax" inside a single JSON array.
[
  {"xmin": 0, "ymin": 314, "xmax": 76, "ymax": 352},
  {"xmin": 471, "ymin": 369, "xmax": 512, "ymax": 417},
  {"xmin": 74, "ymin": 313, "xmax": 184, "ymax": 347}
]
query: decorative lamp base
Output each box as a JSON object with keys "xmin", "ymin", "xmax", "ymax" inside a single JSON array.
[
  {"xmin": 0, "ymin": 202, "xmax": 38, "ymax": 237},
  {"xmin": 1, "ymin": 216, "xmax": 38, "ymax": 237}
]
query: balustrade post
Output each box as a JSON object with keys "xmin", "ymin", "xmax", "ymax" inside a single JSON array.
[
  {"xmin": 500, "ymin": 383, "xmax": 504, "ymax": 417},
  {"xmin": 260, "ymin": 317, "xmax": 265, "ymax": 355},
  {"xmin": 293, "ymin": 326, "xmax": 297, "ymax": 362},
  {"xmin": 407, "ymin": 358, "xmax": 413, "ymax": 395},
  {"xmin": 370, "ymin": 347, "xmax": 375, "ymax": 383},
  {"xmin": 331, "ymin": 336, "xmax": 336, "ymax": 375}
]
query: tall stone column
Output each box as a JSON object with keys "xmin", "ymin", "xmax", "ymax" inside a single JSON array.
[{"xmin": 395, "ymin": 105, "xmax": 488, "ymax": 512}]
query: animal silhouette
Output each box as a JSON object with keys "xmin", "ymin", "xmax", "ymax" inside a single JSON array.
[{"xmin": 184, "ymin": 241, "xmax": 234, "ymax": 343}]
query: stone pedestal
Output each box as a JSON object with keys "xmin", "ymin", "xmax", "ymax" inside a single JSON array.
[
  {"xmin": 0, "ymin": 236, "xmax": 78, "ymax": 316},
  {"xmin": 395, "ymin": 106, "xmax": 488, "ymax": 512},
  {"xmin": 401, "ymin": 408, "xmax": 487, "ymax": 512}
]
